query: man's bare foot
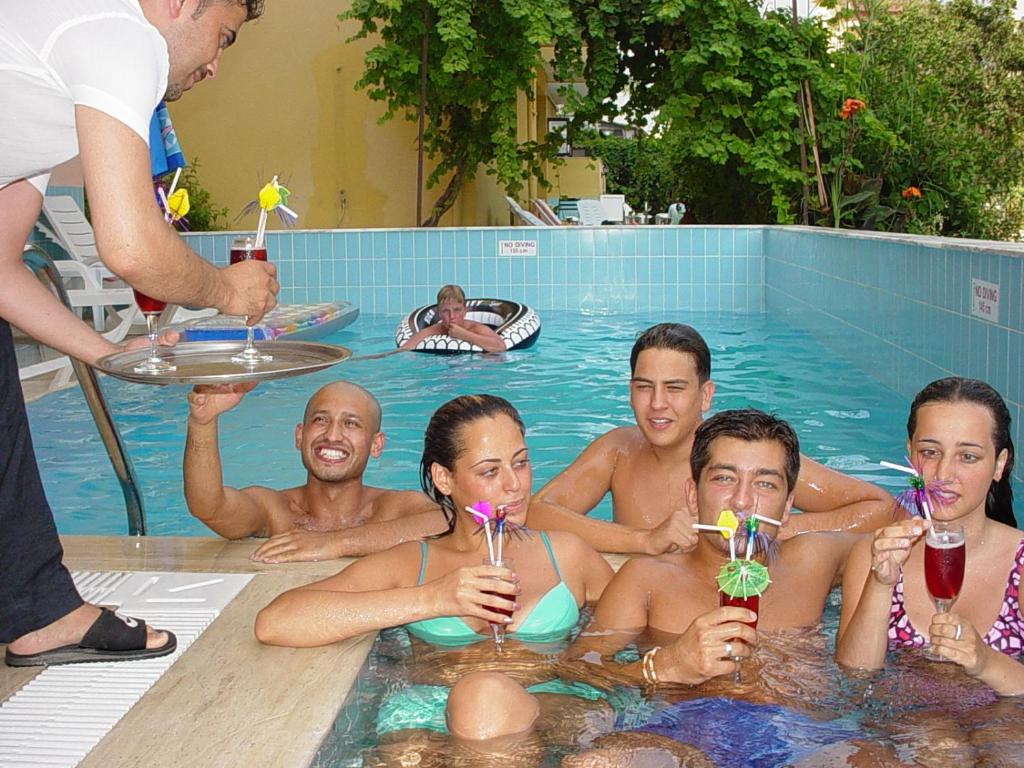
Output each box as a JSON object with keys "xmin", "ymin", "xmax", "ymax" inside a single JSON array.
[{"xmin": 7, "ymin": 603, "xmax": 170, "ymax": 655}]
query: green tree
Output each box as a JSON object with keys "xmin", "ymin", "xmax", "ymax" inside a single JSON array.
[
  {"xmin": 579, "ymin": 134, "xmax": 682, "ymax": 215},
  {"xmin": 839, "ymin": 0, "xmax": 1024, "ymax": 238},
  {"xmin": 649, "ymin": 0, "xmax": 849, "ymax": 224},
  {"xmin": 341, "ymin": 0, "xmax": 585, "ymax": 226}
]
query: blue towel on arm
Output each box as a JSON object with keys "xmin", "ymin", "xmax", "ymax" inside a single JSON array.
[{"xmin": 148, "ymin": 101, "xmax": 186, "ymax": 179}]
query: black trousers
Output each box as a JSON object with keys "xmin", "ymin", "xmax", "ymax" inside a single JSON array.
[{"xmin": 0, "ymin": 319, "xmax": 82, "ymax": 643}]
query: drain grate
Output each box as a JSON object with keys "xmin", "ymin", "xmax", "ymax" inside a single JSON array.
[{"xmin": 0, "ymin": 571, "xmax": 252, "ymax": 768}]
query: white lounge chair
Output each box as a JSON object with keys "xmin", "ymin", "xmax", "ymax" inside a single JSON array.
[
  {"xmin": 36, "ymin": 196, "xmax": 140, "ymax": 338},
  {"xmin": 36, "ymin": 196, "xmax": 216, "ymax": 334},
  {"xmin": 531, "ymin": 199, "xmax": 562, "ymax": 226},
  {"xmin": 505, "ymin": 196, "xmax": 545, "ymax": 226}
]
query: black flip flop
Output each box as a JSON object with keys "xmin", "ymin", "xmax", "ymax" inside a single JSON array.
[{"xmin": 5, "ymin": 608, "xmax": 177, "ymax": 667}]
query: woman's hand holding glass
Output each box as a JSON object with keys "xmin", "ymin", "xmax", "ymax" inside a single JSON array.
[
  {"xmin": 928, "ymin": 612, "xmax": 987, "ymax": 673},
  {"xmin": 431, "ymin": 562, "xmax": 519, "ymax": 628},
  {"xmin": 869, "ymin": 518, "xmax": 929, "ymax": 585}
]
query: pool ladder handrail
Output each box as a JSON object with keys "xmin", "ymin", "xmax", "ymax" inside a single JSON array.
[{"xmin": 22, "ymin": 244, "xmax": 147, "ymax": 535}]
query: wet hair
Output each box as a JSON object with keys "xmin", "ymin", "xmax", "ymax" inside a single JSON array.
[
  {"xmin": 630, "ymin": 323, "xmax": 711, "ymax": 383},
  {"xmin": 436, "ymin": 284, "xmax": 466, "ymax": 305},
  {"xmin": 193, "ymin": 0, "xmax": 263, "ymax": 22},
  {"xmin": 908, "ymin": 377, "xmax": 1016, "ymax": 526},
  {"xmin": 690, "ymin": 409, "xmax": 801, "ymax": 493},
  {"xmin": 303, "ymin": 381, "xmax": 382, "ymax": 433},
  {"xmin": 420, "ymin": 394, "xmax": 526, "ymax": 534}
]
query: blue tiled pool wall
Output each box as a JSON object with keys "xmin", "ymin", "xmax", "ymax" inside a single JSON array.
[
  {"xmin": 182, "ymin": 226, "xmax": 765, "ymax": 314},
  {"xmin": 765, "ymin": 228, "xmax": 1024, "ymax": 471},
  {"xmin": 182, "ymin": 225, "xmax": 1022, "ymax": 478}
]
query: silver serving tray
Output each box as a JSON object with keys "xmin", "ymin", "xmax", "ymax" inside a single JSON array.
[{"xmin": 95, "ymin": 340, "xmax": 351, "ymax": 385}]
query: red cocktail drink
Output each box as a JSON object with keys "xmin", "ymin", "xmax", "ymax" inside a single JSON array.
[
  {"xmin": 133, "ymin": 289, "xmax": 166, "ymax": 314},
  {"xmin": 720, "ymin": 591, "xmax": 760, "ymax": 629},
  {"xmin": 131, "ymin": 290, "xmax": 173, "ymax": 373},
  {"xmin": 922, "ymin": 522, "xmax": 966, "ymax": 661},
  {"xmin": 481, "ymin": 558, "xmax": 515, "ymax": 647},
  {"xmin": 229, "ymin": 235, "xmax": 273, "ymax": 365},
  {"xmin": 482, "ymin": 589, "xmax": 516, "ymax": 620},
  {"xmin": 229, "ymin": 246, "xmax": 268, "ymax": 265},
  {"xmin": 925, "ymin": 536, "xmax": 966, "ymax": 602}
]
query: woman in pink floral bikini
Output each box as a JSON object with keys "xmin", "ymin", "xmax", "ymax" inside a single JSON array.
[{"xmin": 836, "ymin": 377, "xmax": 1024, "ymax": 696}]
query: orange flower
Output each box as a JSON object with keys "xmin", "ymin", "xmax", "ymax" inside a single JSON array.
[
  {"xmin": 839, "ymin": 98, "xmax": 866, "ymax": 119},
  {"xmin": 901, "ymin": 186, "xmax": 922, "ymax": 200}
]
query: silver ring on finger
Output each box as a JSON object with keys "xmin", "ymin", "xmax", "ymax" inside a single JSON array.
[
  {"xmin": 724, "ymin": 641, "xmax": 734, "ymax": 658},
  {"xmin": 954, "ymin": 623, "xmax": 962, "ymax": 641}
]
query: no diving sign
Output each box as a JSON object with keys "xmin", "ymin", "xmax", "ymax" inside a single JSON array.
[
  {"xmin": 970, "ymin": 278, "xmax": 1000, "ymax": 323},
  {"xmin": 498, "ymin": 240, "xmax": 537, "ymax": 257}
]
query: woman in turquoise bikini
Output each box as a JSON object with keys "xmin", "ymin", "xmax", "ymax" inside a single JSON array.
[{"xmin": 256, "ymin": 394, "xmax": 613, "ymax": 742}]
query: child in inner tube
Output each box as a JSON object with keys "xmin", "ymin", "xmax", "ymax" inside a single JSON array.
[{"xmin": 400, "ymin": 284, "xmax": 506, "ymax": 352}]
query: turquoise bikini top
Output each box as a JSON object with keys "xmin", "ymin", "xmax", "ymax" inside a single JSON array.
[{"xmin": 406, "ymin": 531, "xmax": 580, "ymax": 646}]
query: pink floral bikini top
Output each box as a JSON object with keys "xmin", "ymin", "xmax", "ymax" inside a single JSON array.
[{"xmin": 888, "ymin": 538, "xmax": 1024, "ymax": 657}]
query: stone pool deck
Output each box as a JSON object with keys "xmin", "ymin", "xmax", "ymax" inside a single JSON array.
[
  {"xmin": 0, "ymin": 536, "xmax": 371, "ymax": 768},
  {"xmin": 0, "ymin": 535, "xmax": 628, "ymax": 767}
]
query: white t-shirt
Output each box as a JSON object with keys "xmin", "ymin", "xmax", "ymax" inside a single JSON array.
[{"xmin": 0, "ymin": 0, "xmax": 169, "ymax": 193}]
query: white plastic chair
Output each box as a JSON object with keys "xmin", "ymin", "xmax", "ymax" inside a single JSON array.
[
  {"xmin": 576, "ymin": 199, "xmax": 605, "ymax": 226},
  {"xmin": 599, "ymin": 194, "xmax": 626, "ymax": 224}
]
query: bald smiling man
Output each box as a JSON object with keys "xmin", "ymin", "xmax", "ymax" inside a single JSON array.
[{"xmin": 184, "ymin": 381, "xmax": 445, "ymax": 562}]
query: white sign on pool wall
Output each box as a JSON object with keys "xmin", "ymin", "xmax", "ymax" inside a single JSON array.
[
  {"xmin": 971, "ymin": 278, "xmax": 1000, "ymax": 323},
  {"xmin": 498, "ymin": 240, "xmax": 537, "ymax": 257}
]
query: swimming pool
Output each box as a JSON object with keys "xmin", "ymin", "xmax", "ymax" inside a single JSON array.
[{"xmin": 29, "ymin": 310, "xmax": 921, "ymax": 536}]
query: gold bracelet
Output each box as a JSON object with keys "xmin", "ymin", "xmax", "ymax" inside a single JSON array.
[{"xmin": 641, "ymin": 646, "xmax": 661, "ymax": 686}]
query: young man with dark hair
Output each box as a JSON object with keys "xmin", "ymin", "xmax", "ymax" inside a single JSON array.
[
  {"xmin": 569, "ymin": 409, "xmax": 856, "ymax": 686},
  {"xmin": 531, "ymin": 323, "xmax": 892, "ymax": 554}
]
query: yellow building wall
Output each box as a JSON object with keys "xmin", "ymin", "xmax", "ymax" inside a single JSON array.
[
  {"xmin": 170, "ymin": 0, "xmax": 599, "ymax": 229},
  {"xmin": 170, "ymin": 0, "xmax": 464, "ymax": 229}
]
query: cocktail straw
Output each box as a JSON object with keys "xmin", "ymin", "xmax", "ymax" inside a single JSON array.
[
  {"xmin": 745, "ymin": 521, "xmax": 756, "ymax": 559},
  {"xmin": 464, "ymin": 505, "xmax": 495, "ymax": 563},
  {"xmin": 693, "ymin": 523, "xmax": 733, "ymax": 534},
  {"xmin": 158, "ymin": 168, "xmax": 183, "ymax": 224},
  {"xmin": 752, "ymin": 514, "xmax": 781, "ymax": 527},
  {"xmin": 255, "ymin": 208, "xmax": 269, "ymax": 249},
  {"xmin": 729, "ymin": 535, "xmax": 737, "ymax": 561},
  {"xmin": 879, "ymin": 460, "xmax": 933, "ymax": 523},
  {"xmin": 918, "ymin": 495, "xmax": 933, "ymax": 524},
  {"xmin": 880, "ymin": 460, "xmax": 918, "ymax": 475},
  {"xmin": 167, "ymin": 167, "xmax": 182, "ymax": 198},
  {"xmin": 496, "ymin": 509, "xmax": 505, "ymax": 564},
  {"xmin": 157, "ymin": 186, "xmax": 170, "ymax": 222}
]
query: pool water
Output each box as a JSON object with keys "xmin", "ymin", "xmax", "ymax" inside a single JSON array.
[
  {"xmin": 313, "ymin": 595, "xmax": 1024, "ymax": 767},
  {"xmin": 32, "ymin": 310, "xmax": 915, "ymax": 536}
]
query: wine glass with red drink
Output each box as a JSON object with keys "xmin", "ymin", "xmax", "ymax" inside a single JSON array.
[
  {"xmin": 229, "ymin": 235, "xmax": 272, "ymax": 365},
  {"xmin": 923, "ymin": 521, "xmax": 966, "ymax": 660},
  {"xmin": 720, "ymin": 590, "xmax": 759, "ymax": 682},
  {"xmin": 481, "ymin": 558, "xmax": 516, "ymax": 648},
  {"xmin": 132, "ymin": 289, "xmax": 175, "ymax": 373}
]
